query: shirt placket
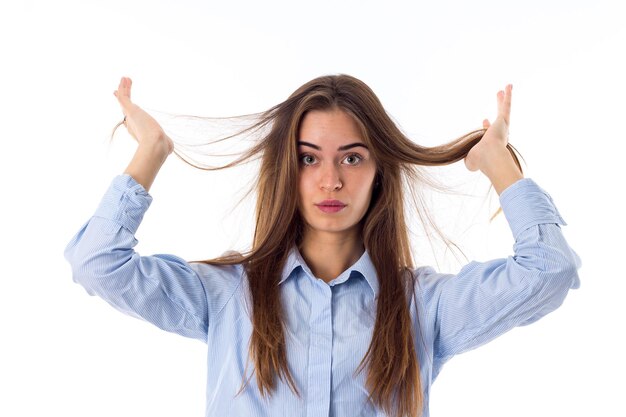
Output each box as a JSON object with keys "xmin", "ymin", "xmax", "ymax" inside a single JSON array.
[{"xmin": 306, "ymin": 280, "xmax": 333, "ymax": 417}]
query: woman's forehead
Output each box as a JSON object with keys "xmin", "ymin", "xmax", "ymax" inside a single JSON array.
[{"xmin": 297, "ymin": 109, "xmax": 366, "ymax": 148}]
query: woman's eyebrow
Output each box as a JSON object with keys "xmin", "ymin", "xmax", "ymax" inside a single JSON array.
[{"xmin": 297, "ymin": 141, "xmax": 369, "ymax": 151}]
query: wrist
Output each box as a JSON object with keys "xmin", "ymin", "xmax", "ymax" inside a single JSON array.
[
  {"xmin": 478, "ymin": 146, "xmax": 513, "ymax": 175},
  {"xmin": 480, "ymin": 147, "xmax": 523, "ymax": 195}
]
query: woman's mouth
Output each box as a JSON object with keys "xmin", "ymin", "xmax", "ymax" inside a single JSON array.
[
  {"xmin": 316, "ymin": 205, "xmax": 346, "ymax": 213},
  {"xmin": 315, "ymin": 200, "xmax": 347, "ymax": 213}
]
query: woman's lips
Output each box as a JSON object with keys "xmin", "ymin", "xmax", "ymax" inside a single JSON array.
[
  {"xmin": 315, "ymin": 199, "xmax": 346, "ymax": 213},
  {"xmin": 315, "ymin": 204, "xmax": 346, "ymax": 213}
]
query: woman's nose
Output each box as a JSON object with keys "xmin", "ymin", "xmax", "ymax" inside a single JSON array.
[{"xmin": 320, "ymin": 164, "xmax": 343, "ymax": 191}]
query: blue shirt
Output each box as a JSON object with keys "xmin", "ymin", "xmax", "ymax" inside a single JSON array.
[{"xmin": 64, "ymin": 174, "xmax": 581, "ymax": 417}]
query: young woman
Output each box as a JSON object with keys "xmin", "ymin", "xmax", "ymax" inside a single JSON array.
[{"xmin": 64, "ymin": 75, "xmax": 581, "ymax": 417}]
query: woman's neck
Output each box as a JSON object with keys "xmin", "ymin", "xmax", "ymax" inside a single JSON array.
[{"xmin": 298, "ymin": 230, "xmax": 365, "ymax": 283}]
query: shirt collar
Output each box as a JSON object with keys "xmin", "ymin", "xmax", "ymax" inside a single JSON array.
[{"xmin": 278, "ymin": 244, "xmax": 379, "ymax": 297}]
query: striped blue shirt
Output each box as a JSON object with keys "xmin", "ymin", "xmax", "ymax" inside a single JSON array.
[{"xmin": 64, "ymin": 174, "xmax": 581, "ymax": 417}]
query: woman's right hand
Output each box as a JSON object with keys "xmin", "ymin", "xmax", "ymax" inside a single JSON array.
[{"xmin": 114, "ymin": 77, "xmax": 174, "ymax": 155}]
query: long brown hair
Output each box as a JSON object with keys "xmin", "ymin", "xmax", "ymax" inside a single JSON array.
[{"xmin": 112, "ymin": 74, "xmax": 522, "ymax": 417}]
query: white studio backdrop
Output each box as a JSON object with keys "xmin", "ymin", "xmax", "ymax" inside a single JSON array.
[{"xmin": 1, "ymin": 0, "xmax": 623, "ymax": 416}]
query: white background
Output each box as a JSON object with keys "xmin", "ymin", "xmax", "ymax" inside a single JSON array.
[{"xmin": 1, "ymin": 0, "xmax": 624, "ymax": 416}]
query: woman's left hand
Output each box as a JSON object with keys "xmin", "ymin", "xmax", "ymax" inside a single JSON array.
[{"xmin": 464, "ymin": 84, "xmax": 512, "ymax": 173}]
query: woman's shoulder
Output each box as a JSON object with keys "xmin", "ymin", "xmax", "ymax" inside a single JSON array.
[
  {"xmin": 412, "ymin": 264, "xmax": 453, "ymax": 283},
  {"xmin": 186, "ymin": 251, "xmax": 246, "ymax": 315},
  {"xmin": 410, "ymin": 264, "xmax": 459, "ymax": 303},
  {"xmin": 412, "ymin": 261, "xmax": 486, "ymax": 287},
  {"xmin": 188, "ymin": 251, "xmax": 245, "ymax": 280}
]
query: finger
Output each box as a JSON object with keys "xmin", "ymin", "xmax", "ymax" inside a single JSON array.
[
  {"xmin": 113, "ymin": 77, "xmax": 133, "ymax": 113},
  {"xmin": 482, "ymin": 119, "xmax": 491, "ymax": 129},
  {"xmin": 497, "ymin": 84, "xmax": 512, "ymax": 125}
]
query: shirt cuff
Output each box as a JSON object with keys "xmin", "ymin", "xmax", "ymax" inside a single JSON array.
[
  {"xmin": 93, "ymin": 174, "xmax": 153, "ymax": 235},
  {"xmin": 498, "ymin": 178, "xmax": 567, "ymax": 238}
]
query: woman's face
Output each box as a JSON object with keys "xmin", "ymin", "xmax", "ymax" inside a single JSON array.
[{"xmin": 297, "ymin": 108, "xmax": 377, "ymax": 239}]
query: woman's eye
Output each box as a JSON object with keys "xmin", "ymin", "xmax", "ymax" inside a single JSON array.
[
  {"xmin": 344, "ymin": 154, "xmax": 363, "ymax": 165},
  {"xmin": 300, "ymin": 154, "xmax": 316, "ymax": 165}
]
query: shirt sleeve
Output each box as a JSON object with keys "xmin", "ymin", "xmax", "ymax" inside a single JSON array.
[
  {"xmin": 417, "ymin": 178, "xmax": 582, "ymax": 363},
  {"xmin": 64, "ymin": 174, "xmax": 235, "ymax": 343}
]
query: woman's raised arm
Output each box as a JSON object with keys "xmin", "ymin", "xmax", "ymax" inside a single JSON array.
[
  {"xmin": 63, "ymin": 78, "xmax": 243, "ymax": 343},
  {"xmin": 416, "ymin": 178, "xmax": 581, "ymax": 368}
]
